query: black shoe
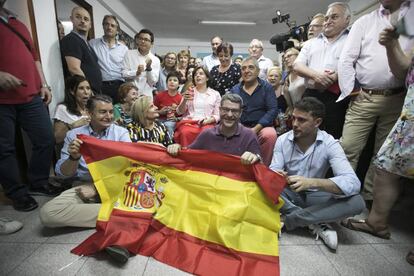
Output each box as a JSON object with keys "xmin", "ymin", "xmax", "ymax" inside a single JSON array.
[
  {"xmin": 105, "ymin": 246, "xmax": 130, "ymax": 264},
  {"xmin": 13, "ymin": 195, "xmax": 38, "ymax": 212},
  {"xmin": 29, "ymin": 185, "xmax": 63, "ymax": 197}
]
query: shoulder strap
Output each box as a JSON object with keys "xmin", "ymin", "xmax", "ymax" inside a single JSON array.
[{"xmin": 0, "ymin": 18, "xmax": 32, "ymax": 52}]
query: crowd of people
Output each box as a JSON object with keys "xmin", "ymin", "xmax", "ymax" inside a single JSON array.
[{"xmin": 1, "ymin": 0, "xmax": 413, "ymax": 267}]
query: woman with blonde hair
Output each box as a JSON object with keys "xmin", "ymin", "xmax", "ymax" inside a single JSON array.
[
  {"xmin": 177, "ymin": 49, "xmax": 190, "ymax": 84},
  {"xmin": 126, "ymin": 96, "xmax": 173, "ymax": 147}
]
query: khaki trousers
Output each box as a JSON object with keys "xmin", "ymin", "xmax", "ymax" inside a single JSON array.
[
  {"xmin": 340, "ymin": 91, "xmax": 405, "ymax": 200},
  {"xmin": 40, "ymin": 187, "xmax": 100, "ymax": 228}
]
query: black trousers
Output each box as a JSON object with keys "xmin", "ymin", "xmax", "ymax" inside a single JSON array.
[
  {"xmin": 303, "ymin": 89, "xmax": 350, "ymax": 139},
  {"xmin": 101, "ymin": 80, "xmax": 124, "ymax": 103}
]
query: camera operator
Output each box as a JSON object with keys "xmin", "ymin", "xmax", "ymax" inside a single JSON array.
[{"xmin": 292, "ymin": 2, "xmax": 351, "ymax": 139}]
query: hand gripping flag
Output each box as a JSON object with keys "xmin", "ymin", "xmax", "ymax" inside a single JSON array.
[{"xmin": 72, "ymin": 135, "xmax": 286, "ymax": 276}]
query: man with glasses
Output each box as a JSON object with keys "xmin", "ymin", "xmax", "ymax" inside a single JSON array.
[
  {"xmin": 156, "ymin": 52, "xmax": 177, "ymax": 91},
  {"xmin": 202, "ymin": 36, "xmax": 222, "ymax": 72},
  {"xmin": 307, "ymin": 13, "xmax": 325, "ymax": 40},
  {"xmin": 89, "ymin": 15, "xmax": 128, "ymax": 103},
  {"xmin": 167, "ymin": 93, "xmax": 262, "ymax": 165},
  {"xmin": 122, "ymin": 29, "xmax": 160, "ymax": 98},
  {"xmin": 248, "ymin": 38, "xmax": 274, "ymax": 80},
  {"xmin": 61, "ymin": 7, "xmax": 102, "ymax": 93}
]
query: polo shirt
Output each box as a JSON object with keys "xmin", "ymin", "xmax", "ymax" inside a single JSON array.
[
  {"xmin": 61, "ymin": 32, "xmax": 102, "ymax": 93},
  {"xmin": 230, "ymin": 78, "xmax": 278, "ymax": 127},
  {"xmin": 189, "ymin": 123, "xmax": 261, "ymax": 156}
]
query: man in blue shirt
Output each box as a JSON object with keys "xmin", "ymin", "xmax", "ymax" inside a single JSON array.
[
  {"xmin": 270, "ymin": 97, "xmax": 365, "ymax": 251},
  {"xmin": 89, "ymin": 15, "xmax": 128, "ymax": 102},
  {"xmin": 230, "ymin": 57, "xmax": 278, "ymax": 166},
  {"xmin": 40, "ymin": 95, "xmax": 131, "ymax": 228}
]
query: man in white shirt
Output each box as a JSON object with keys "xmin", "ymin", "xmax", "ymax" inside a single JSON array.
[
  {"xmin": 248, "ymin": 39, "xmax": 274, "ymax": 80},
  {"xmin": 202, "ymin": 35, "xmax": 222, "ymax": 72},
  {"xmin": 89, "ymin": 15, "xmax": 128, "ymax": 103},
  {"xmin": 338, "ymin": 0, "xmax": 411, "ymax": 201},
  {"xmin": 122, "ymin": 29, "xmax": 160, "ymax": 99},
  {"xmin": 293, "ymin": 2, "xmax": 351, "ymax": 139}
]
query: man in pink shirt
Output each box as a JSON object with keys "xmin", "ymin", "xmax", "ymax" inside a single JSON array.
[{"xmin": 338, "ymin": 0, "xmax": 412, "ymax": 201}]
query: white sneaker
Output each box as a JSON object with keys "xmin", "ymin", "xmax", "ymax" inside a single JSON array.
[
  {"xmin": 309, "ymin": 223, "xmax": 338, "ymax": 251},
  {"xmin": 0, "ymin": 217, "xmax": 23, "ymax": 235}
]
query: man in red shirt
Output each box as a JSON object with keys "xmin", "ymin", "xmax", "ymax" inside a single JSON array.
[{"xmin": 0, "ymin": 1, "xmax": 61, "ymax": 211}]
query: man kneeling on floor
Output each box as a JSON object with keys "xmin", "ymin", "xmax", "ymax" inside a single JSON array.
[
  {"xmin": 269, "ymin": 97, "xmax": 365, "ymax": 251},
  {"xmin": 40, "ymin": 94, "xmax": 131, "ymax": 227}
]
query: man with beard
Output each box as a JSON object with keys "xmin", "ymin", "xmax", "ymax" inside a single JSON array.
[
  {"xmin": 89, "ymin": 15, "xmax": 128, "ymax": 102},
  {"xmin": 61, "ymin": 7, "xmax": 102, "ymax": 93},
  {"xmin": 167, "ymin": 93, "xmax": 262, "ymax": 165},
  {"xmin": 270, "ymin": 97, "xmax": 364, "ymax": 251}
]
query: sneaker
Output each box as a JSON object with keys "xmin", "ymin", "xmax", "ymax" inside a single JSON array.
[
  {"xmin": 12, "ymin": 195, "xmax": 38, "ymax": 212},
  {"xmin": 0, "ymin": 217, "xmax": 23, "ymax": 234},
  {"xmin": 29, "ymin": 184, "xmax": 63, "ymax": 197},
  {"xmin": 105, "ymin": 246, "xmax": 130, "ymax": 264},
  {"xmin": 309, "ymin": 223, "xmax": 338, "ymax": 251}
]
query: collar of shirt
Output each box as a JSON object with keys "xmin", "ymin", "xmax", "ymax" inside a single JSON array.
[
  {"xmin": 287, "ymin": 129, "xmax": 324, "ymax": 152},
  {"xmin": 379, "ymin": 1, "xmax": 411, "ymax": 20},
  {"xmin": 100, "ymin": 36, "xmax": 123, "ymax": 48},
  {"xmin": 214, "ymin": 123, "xmax": 241, "ymax": 137},
  {"xmin": 71, "ymin": 30, "xmax": 88, "ymax": 42},
  {"xmin": 318, "ymin": 28, "xmax": 349, "ymax": 44},
  {"xmin": 240, "ymin": 78, "xmax": 264, "ymax": 93},
  {"xmin": 88, "ymin": 125, "xmax": 110, "ymax": 138}
]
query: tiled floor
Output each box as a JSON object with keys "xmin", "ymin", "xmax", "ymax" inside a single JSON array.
[{"xmin": 1, "ymin": 195, "xmax": 413, "ymax": 276}]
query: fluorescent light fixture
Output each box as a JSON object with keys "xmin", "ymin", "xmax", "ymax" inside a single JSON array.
[{"xmin": 199, "ymin": 20, "xmax": 256, "ymax": 26}]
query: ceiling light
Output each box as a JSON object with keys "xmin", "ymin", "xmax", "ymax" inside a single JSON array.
[{"xmin": 199, "ymin": 20, "xmax": 256, "ymax": 26}]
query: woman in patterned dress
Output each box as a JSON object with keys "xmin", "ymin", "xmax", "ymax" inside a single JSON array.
[{"xmin": 209, "ymin": 42, "xmax": 241, "ymax": 96}]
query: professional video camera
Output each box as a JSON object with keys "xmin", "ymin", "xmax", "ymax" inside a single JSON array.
[{"xmin": 269, "ymin": 10, "xmax": 310, "ymax": 52}]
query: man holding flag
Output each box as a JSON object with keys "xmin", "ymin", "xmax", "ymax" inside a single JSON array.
[{"xmin": 40, "ymin": 94, "xmax": 131, "ymax": 228}]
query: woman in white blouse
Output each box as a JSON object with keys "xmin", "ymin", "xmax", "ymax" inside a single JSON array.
[{"xmin": 53, "ymin": 75, "xmax": 92, "ymax": 144}]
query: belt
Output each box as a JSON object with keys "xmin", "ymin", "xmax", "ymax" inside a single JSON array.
[
  {"xmin": 102, "ymin": 80, "xmax": 124, "ymax": 85},
  {"xmin": 361, "ymin": 87, "xmax": 404, "ymax": 96}
]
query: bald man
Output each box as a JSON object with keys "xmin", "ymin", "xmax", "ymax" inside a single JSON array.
[{"xmin": 60, "ymin": 7, "xmax": 102, "ymax": 93}]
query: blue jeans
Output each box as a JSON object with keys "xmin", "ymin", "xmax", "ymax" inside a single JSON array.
[
  {"xmin": 281, "ymin": 188, "xmax": 365, "ymax": 230},
  {"xmin": 0, "ymin": 96, "xmax": 54, "ymax": 200}
]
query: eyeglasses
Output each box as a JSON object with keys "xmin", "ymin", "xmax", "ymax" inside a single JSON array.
[
  {"xmin": 219, "ymin": 107, "xmax": 241, "ymax": 115},
  {"xmin": 137, "ymin": 37, "xmax": 152, "ymax": 43},
  {"xmin": 249, "ymin": 45, "xmax": 262, "ymax": 49}
]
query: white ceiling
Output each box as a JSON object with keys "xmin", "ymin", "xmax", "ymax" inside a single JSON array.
[{"xmin": 111, "ymin": 0, "xmax": 345, "ymax": 43}]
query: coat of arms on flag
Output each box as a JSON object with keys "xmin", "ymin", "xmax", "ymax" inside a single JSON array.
[{"xmin": 72, "ymin": 135, "xmax": 286, "ymax": 276}]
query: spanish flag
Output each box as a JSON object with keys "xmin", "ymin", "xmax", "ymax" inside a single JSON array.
[{"xmin": 72, "ymin": 135, "xmax": 285, "ymax": 276}]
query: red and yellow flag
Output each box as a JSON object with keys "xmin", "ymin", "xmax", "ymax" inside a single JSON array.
[{"xmin": 72, "ymin": 135, "xmax": 286, "ymax": 276}]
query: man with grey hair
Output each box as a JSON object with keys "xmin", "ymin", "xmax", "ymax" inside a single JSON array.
[
  {"xmin": 293, "ymin": 2, "xmax": 351, "ymax": 139},
  {"xmin": 338, "ymin": 0, "xmax": 411, "ymax": 202},
  {"xmin": 89, "ymin": 15, "xmax": 128, "ymax": 102},
  {"xmin": 248, "ymin": 38, "xmax": 274, "ymax": 79},
  {"xmin": 167, "ymin": 93, "xmax": 262, "ymax": 165}
]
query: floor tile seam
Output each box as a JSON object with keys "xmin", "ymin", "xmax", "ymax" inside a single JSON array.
[
  {"xmin": 369, "ymin": 243, "xmax": 414, "ymax": 275},
  {"xmin": 315, "ymin": 244, "xmax": 341, "ymax": 276},
  {"xmin": 141, "ymin": 257, "xmax": 151, "ymax": 276},
  {"xmin": 5, "ymin": 242, "xmax": 44, "ymax": 276}
]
